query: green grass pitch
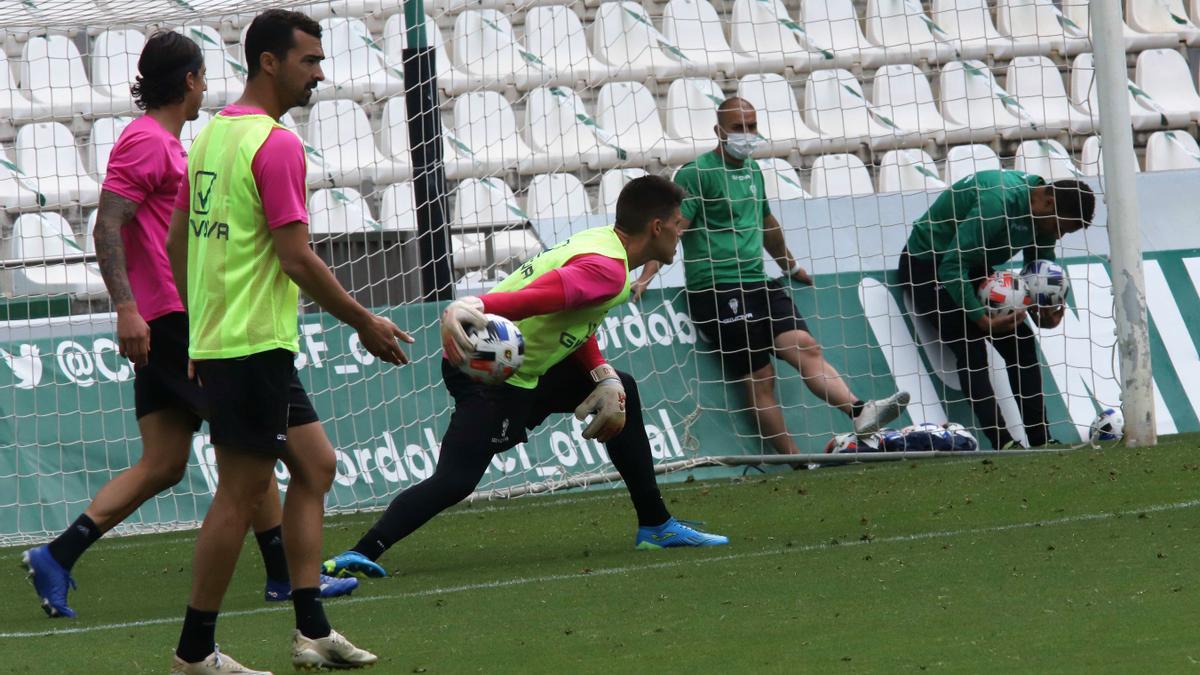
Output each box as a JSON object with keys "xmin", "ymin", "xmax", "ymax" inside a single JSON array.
[{"xmin": 2, "ymin": 435, "xmax": 1198, "ymax": 673}]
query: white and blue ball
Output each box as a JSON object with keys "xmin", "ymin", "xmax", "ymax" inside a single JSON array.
[
  {"xmin": 943, "ymin": 422, "xmax": 980, "ymax": 451},
  {"xmin": 1022, "ymin": 259, "xmax": 1070, "ymax": 307},
  {"xmin": 459, "ymin": 314, "xmax": 525, "ymax": 385},
  {"xmin": 1089, "ymin": 407, "xmax": 1124, "ymax": 445}
]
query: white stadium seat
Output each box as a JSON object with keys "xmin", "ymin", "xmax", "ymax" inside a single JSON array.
[
  {"xmin": 16, "ymin": 122, "xmax": 100, "ymax": 207},
  {"xmin": 1126, "ymin": 0, "xmax": 1200, "ymax": 45},
  {"xmin": 453, "ymin": 10, "xmax": 529, "ymax": 89},
  {"xmin": 1145, "ymin": 130, "xmax": 1200, "ymax": 171},
  {"xmin": 525, "ymin": 86, "xmax": 622, "ymax": 173},
  {"xmin": 1060, "ymin": 0, "xmax": 1178, "ymax": 51},
  {"xmin": 873, "ymin": 64, "xmax": 970, "ymax": 144},
  {"xmin": 454, "ymin": 177, "xmax": 528, "ymax": 228},
  {"xmin": 7, "ymin": 212, "xmax": 105, "ymax": 299},
  {"xmin": 932, "ymin": 0, "xmax": 1013, "ymax": 60},
  {"xmin": 804, "ymin": 68, "xmax": 914, "ymax": 150},
  {"xmin": 662, "ymin": 0, "xmax": 753, "ymax": 77},
  {"xmin": 451, "ymin": 230, "xmax": 543, "ymax": 271},
  {"xmin": 0, "ymin": 49, "xmax": 47, "ymax": 124},
  {"xmin": 737, "ymin": 73, "xmax": 821, "ymax": 155},
  {"xmin": 1013, "ymin": 139, "xmax": 1083, "ymax": 180},
  {"xmin": 1134, "ymin": 49, "xmax": 1200, "ymax": 124},
  {"xmin": 305, "ymin": 99, "xmax": 407, "ymax": 187},
  {"xmin": 598, "ymin": 168, "xmax": 647, "ymax": 215},
  {"xmin": 90, "ymin": 115, "xmax": 132, "ymax": 179},
  {"xmin": 379, "ymin": 182, "xmax": 418, "ymax": 231},
  {"xmin": 1003, "ymin": 56, "xmax": 1074, "ymax": 132},
  {"xmin": 20, "ymin": 35, "xmax": 123, "ymax": 118},
  {"xmin": 383, "ymin": 13, "xmax": 473, "ymax": 95},
  {"xmin": 864, "ymin": 0, "xmax": 956, "ymax": 64},
  {"xmin": 757, "ymin": 157, "xmax": 810, "ymax": 201},
  {"xmin": 380, "ymin": 97, "xmax": 474, "ymax": 181},
  {"xmin": 810, "ymin": 153, "xmax": 874, "ymax": 197},
  {"xmin": 90, "ymin": 29, "xmax": 143, "ymax": 113},
  {"xmin": 938, "ymin": 60, "xmax": 1031, "ymax": 139},
  {"xmin": 592, "ymin": 1, "xmax": 685, "ymax": 80},
  {"xmin": 943, "ymin": 144, "xmax": 1002, "ymax": 183},
  {"xmin": 1069, "ymin": 52, "xmax": 1175, "ymax": 132},
  {"xmin": 995, "ymin": 0, "xmax": 1090, "ymax": 57},
  {"xmin": 317, "ymin": 17, "xmax": 403, "ymax": 101},
  {"xmin": 730, "ymin": 0, "xmax": 811, "ymax": 73},
  {"xmin": 178, "ymin": 25, "xmax": 244, "ymax": 107},
  {"xmin": 596, "ymin": 81, "xmax": 695, "ymax": 164},
  {"xmin": 527, "ymin": 173, "xmax": 592, "ymax": 221},
  {"xmin": 1079, "ymin": 135, "xmax": 1142, "ymax": 176},
  {"xmin": 85, "ymin": 209, "xmax": 98, "ymax": 254},
  {"xmin": 802, "ymin": 0, "xmax": 887, "ymax": 67},
  {"xmin": 524, "ymin": 6, "xmax": 612, "ymax": 88},
  {"xmin": 452, "ymin": 90, "xmax": 535, "ymax": 175},
  {"xmin": 308, "ymin": 187, "xmax": 382, "ymax": 235},
  {"xmin": 878, "ymin": 149, "xmax": 946, "ymax": 193},
  {"xmin": 664, "ymin": 78, "xmax": 724, "ymax": 150},
  {"xmin": 0, "ymin": 146, "xmax": 47, "ymax": 212}
]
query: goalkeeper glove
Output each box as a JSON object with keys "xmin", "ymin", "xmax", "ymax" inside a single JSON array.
[
  {"xmin": 574, "ymin": 364, "xmax": 626, "ymax": 442},
  {"xmin": 440, "ymin": 296, "xmax": 486, "ymax": 365}
]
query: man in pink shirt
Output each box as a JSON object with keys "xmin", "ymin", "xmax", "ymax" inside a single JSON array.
[{"xmin": 19, "ymin": 30, "xmax": 356, "ymax": 624}]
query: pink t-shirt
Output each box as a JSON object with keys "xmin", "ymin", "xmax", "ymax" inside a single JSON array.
[
  {"xmin": 174, "ymin": 104, "xmax": 308, "ymax": 230},
  {"xmin": 101, "ymin": 115, "xmax": 188, "ymax": 321}
]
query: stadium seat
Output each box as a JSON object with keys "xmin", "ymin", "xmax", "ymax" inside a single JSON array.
[
  {"xmin": 524, "ymin": 6, "xmax": 612, "ymax": 88},
  {"xmin": 0, "ymin": 50, "xmax": 47, "ymax": 124},
  {"xmin": 1013, "ymin": 139, "xmax": 1083, "ymax": 180},
  {"xmin": 454, "ymin": 177, "xmax": 528, "ymax": 229},
  {"xmin": 84, "ymin": 209, "xmax": 97, "ymax": 254},
  {"xmin": 15, "ymin": 122, "xmax": 100, "ymax": 207},
  {"xmin": 736, "ymin": 73, "xmax": 821, "ymax": 155},
  {"xmin": 1134, "ymin": 49, "xmax": 1200, "ymax": 124},
  {"xmin": 1003, "ymin": 56, "xmax": 1073, "ymax": 132},
  {"xmin": 730, "ymin": 0, "xmax": 816, "ymax": 73},
  {"xmin": 316, "ymin": 17, "xmax": 404, "ymax": 101},
  {"xmin": 1078, "ymin": 135, "xmax": 1143, "ymax": 176},
  {"xmin": 995, "ymin": 0, "xmax": 1090, "ymax": 57},
  {"xmin": 1060, "ymin": 0, "xmax": 1179, "ymax": 51},
  {"xmin": 293, "ymin": 0, "xmax": 389, "ymax": 21},
  {"xmin": 525, "ymin": 86, "xmax": 622, "ymax": 173},
  {"xmin": 453, "ymin": 10, "xmax": 530, "ymax": 89},
  {"xmin": 0, "ymin": 146, "xmax": 46, "ymax": 212},
  {"xmin": 451, "ymin": 230, "xmax": 543, "ymax": 271},
  {"xmin": 803, "ymin": 68, "xmax": 915, "ymax": 150},
  {"xmin": 943, "ymin": 144, "xmax": 1001, "ymax": 183},
  {"xmin": 382, "ymin": 13, "xmax": 473, "ymax": 96},
  {"xmin": 526, "ymin": 173, "xmax": 592, "ymax": 221},
  {"xmin": 452, "ymin": 91, "xmax": 535, "ymax": 175},
  {"xmin": 810, "ymin": 153, "xmax": 874, "ymax": 197},
  {"xmin": 596, "ymin": 81, "xmax": 695, "ymax": 164},
  {"xmin": 664, "ymin": 78, "xmax": 724, "ymax": 150},
  {"xmin": 1145, "ymin": 130, "xmax": 1200, "ymax": 171},
  {"xmin": 864, "ymin": 0, "xmax": 957, "ymax": 64},
  {"xmin": 379, "ymin": 97, "xmax": 474, "ymax": 181},
  {"xmin": 379, "ymin": 182, "xmax": 418, "ymax": 231},
  {"xmin": 938, "ymin": 60, "xmax": 1030, "ymax": 139},
  {"xmin": 6, "ymin": 212, "xmax": 105, "ymax": 299},
  {"xmin": 20, "ymin": 35, "xmax": 123, "ymax": 117},
  {"xmin": 1126, "ymin": 0, "xmax": 1200, "ymax": 45},
  {"xmin": 90, "ymin": 29, "xmax": 143, "ymax": 114},
  {"xmin": 872, "ymin": 64, "xmax": 969, "ymax": 144},
  {"xmin": 1069, "ymin": 53, "xmax": 1175, "ymax": 132},
  {"xmin": 308, "ymin": 187, "xmax": 382, "ymax": 235},
  {"xmin": 662, "ymin": 0, "xmax": 754, "ymax": 77},
  {"xmin": 306, "ymin": 99, "xmax": 408, "ymax": 187},
  {"xmin": 931, "ymin": 0, "xmax": 1013, "ymax": 59},
  {"xmin": 597, "ymin": 168, "xmax": 648, "ymax": 215},
  {"xmin": 757, "ymin": 157, "xmax": 810, "ymax": 200},
  {"xmin": 177, "ymin": 25, "xmax": 244, "ymax": 107},
  {"xmin": 90, "ymin": 116, "xmax": 132, "ymax": 179},
  {"xmin": 802, "ymin": 0, "xmax": 887, "ymax": 67},
  {"xmin": 592, "ymin": 1, "xmax": 685, "ymax": 81},
  {"xmin": 878, "ymin": 149, "xmax": 946, "ymax": 193}
]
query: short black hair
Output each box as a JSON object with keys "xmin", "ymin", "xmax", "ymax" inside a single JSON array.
[
  {"xmin": 1049, "ymin": 179, "xmax": 1096, "ymax": 227},
  {"xmin": 614, "ymin": 175, "xmax": 684, "ymax": 235},
  {"xmin": 244, "ymin": 9, "xmax": 322, "ymax": 79},
  {"xmin": 130, "ymin": 30, "xmax": 203, "ymax": 111}
]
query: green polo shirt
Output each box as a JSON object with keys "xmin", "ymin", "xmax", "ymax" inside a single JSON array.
[
  {"xmin": 674, "ymin": 151, "xmax": 771, "ymax": 291},
  {"xmin": 906, "ymin": 170, "xmax": 1058, "ymax": 321}
]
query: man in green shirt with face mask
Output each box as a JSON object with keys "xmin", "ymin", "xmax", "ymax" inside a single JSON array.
[
  {"xmin": 634, "ymin": 98, "xmax": 908, "ymax": 458},
  {"xmin": 897, "ymin": 169, "xmax": 1095, "ymax": 449}
]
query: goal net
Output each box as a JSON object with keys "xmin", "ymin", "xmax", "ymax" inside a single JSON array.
[{"xmin": 0, "ymin": 0, "xmax": 1187, "ymax": 546}]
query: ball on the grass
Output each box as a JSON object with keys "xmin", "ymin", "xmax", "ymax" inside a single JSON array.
[
  {"xmin": 1022, "ymin": 259, "xmax": 1069, "ymax": 307},
  {"xmin": 1089, "ymin": 407, "xmax": 1124, "ymax": 444},
  {"xmin": 823, "ymin": 432, "xmax": 860, "ymax": 454},
  {"xmin": 977, "ymin": 270, "xmax": 1031, "ymax": 316},
  {"xmin": 458, "ymin": 314, "xmax": 525, "ymax": 385}
]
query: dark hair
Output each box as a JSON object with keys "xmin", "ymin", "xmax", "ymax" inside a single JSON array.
[
  {"xmin": 130, "ymin": 30, "xmax": 203, "ymax": 111},
  {"xmin": 245, "ymin": 9, "xmax": 322, "ymax": 79},
  {"xmin": 1049, "ymin": 179, "xmax": 1096, "ymax": 227},
  {"xmin": 614, "ymin": 175, "xmax": 684, "ymax": 235}
]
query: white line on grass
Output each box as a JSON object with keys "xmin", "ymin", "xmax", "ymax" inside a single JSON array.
[{"xmin": 4, "ymin": 496, "xmax": 1195, "ymax": 640}]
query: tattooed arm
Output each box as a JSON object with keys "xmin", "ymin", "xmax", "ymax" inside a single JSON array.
[{"xmin": 94, "ymin": 189, "xmax": 151, "ymax": 367}]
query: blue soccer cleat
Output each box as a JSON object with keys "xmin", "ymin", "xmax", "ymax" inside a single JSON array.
[
  {"xmin": 635, "ymin": 518, "xmax": 729, "ymax": 550},
  {"xmin": 21, "ymin": 545, "xmax": 77, "ymax": 618},
  {"xmin": 264, "ymin": 574, "xmax": 359, "ymax": 602},
  {"xmin": 321, "ymin": 551, "xmax": 387, "ymax": 579}
]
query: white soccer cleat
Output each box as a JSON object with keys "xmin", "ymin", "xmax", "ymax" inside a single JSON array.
[
  {"xmin": 292, "ymin": 629, "xmax": 378, "ymax": 670},
  {"xmin": 170, "ymin": 647, "xmax": 272, "ymax": 674},
  {"xmin": 853, "ymin": 391, "xmax": 911, "ymax": 435}
]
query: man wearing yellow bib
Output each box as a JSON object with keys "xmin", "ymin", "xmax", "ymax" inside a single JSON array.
[
  {"xmin": 164, "ymin": 10, "xmax": 412, "ymax": 674},
  {"xmin": 323, "ymin": 176, "xmax": 728, "ymax": 581}
]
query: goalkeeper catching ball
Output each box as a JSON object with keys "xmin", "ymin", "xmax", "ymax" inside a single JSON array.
[{"xmin": 323, "ymin": 175, "xmax": 728, "ymax": 580}]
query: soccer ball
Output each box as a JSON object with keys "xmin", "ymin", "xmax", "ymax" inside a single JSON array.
[
  {"xmin": 977, "ymin": 270, "xmax": 1031, "ymax": 316},
  {"xmin": 823, "ymin": 432, "xmax": 860, "ymax": 454},
  {"xmin": 459, "ymin": 314, "xmax": 525, "ymax": 385},
  {"xmin": 1089, "ymin": 407, "xmax": 1124, "ymax": 445},
  {"xmin": 1022, "ymin": 259, "xmax": 1070, "ymax": 307},
  {"xmin": 943, "ymin": 422, "xmax": 980, "ymax": 451}
]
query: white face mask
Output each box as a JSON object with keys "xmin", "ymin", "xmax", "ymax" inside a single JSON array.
[{"xmin": 723, "ymin": 132, "xmax": 759, "ymax": 160}]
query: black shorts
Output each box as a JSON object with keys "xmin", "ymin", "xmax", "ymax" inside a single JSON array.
[
  {"xmin": 686, "ymin": 280, "xmax": 809, "ymax": 379},
  {"xmin": 193, "ymin": 348, "xmax": 319, "ymax": 456},
  {"xmin": 133, "ymin": 312, "xmax": 203, "ymax": 431},
  {"xmin": 440, "ymin": 358, "xmax": 598, "ymax": 454}
]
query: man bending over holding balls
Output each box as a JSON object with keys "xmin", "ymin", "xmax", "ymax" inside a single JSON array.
[
  {"xmin": 323, "ymin": 175, "xmax": 728, "ymax": 580},
  {"xmin": 897, "ymin": 169, "xmax": 1095, "ymax": 449}
]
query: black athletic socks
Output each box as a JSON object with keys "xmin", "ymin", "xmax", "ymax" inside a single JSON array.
[
  {"xmin": 47, "ymin": 514, "xmax": 102, "ymax": 570},
  {"xmin": 176, "ymin": 606, "xmax": 219, "ymax": 663},
  {"xmin": 255, "ymin": 525, "xmax": 289, "ymax": 583},
  {"xmin": 850, "ymin": 400, "xmax": 866, "ymax": 419},
  {"xmin": 350, "ymin": 535, "xmax": 387, "ymax": 563},
  {"xmin": 292, "ymin": 587, "xmax": 332, "ymax": 639}
]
